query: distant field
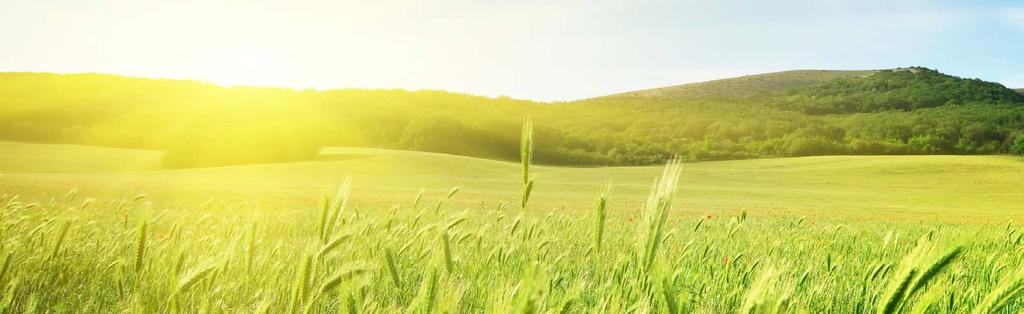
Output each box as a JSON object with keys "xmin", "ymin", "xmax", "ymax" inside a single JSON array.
[
  {"xmin": 0, "ymin": 141, "xmax": 162, "ymax": 173},
  {"xmin": 2, "ymin": 141, "xmax": 1024, "ymax": 222}
]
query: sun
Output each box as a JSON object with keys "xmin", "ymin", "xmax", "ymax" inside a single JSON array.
[{"xmin": 198, "ymin": 47, "xmax": 301, "ymax": 88}]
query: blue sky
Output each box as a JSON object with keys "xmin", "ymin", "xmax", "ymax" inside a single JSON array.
[{"xmin": 1, "ymin": 0, "xmax": 1022, "ymax": 101}]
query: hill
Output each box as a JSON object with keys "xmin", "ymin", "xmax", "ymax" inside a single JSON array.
[
  {"xmin": 602, "ymin": 69, "xmax": 876, "ymax": 99},
  {"xmin": 1016, "ymin": 88, "xmax": 1024, "ymax": 94},
  {"xmin": 768, "ymin": 67, "xmax": 1024, "ymax": 114},
  {"xmin": 553, "ymin": 67, "xmax": 1024, "ymax": 161},
  {"xmin": 3, "ymin": 141, "xmax": 1024, "ymax": 222},
  {"xmin": 2, "ymin": 68, "xmax": 1024, "ymax": 167}
]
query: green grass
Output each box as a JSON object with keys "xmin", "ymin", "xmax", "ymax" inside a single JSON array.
[
  {"xmin": 0, "ymin": 141, "xmax": 161, "ymax": 173},
  {"xmin": 3, "ymin": 141, "xmax": 1024, "ymax": 222},
  {"xmin": 2, "ymin": 141, "xmax": 1024, "ymax": 312}
]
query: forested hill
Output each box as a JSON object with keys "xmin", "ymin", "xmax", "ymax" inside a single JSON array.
[
  {"xmin": 766, "ymin": 68, "xmax": 1024, "ymax": 114},
  {"xmin": 2, "ymin": 67, "xmax": 1024, "ymax": 167},
  {"xmin": 602, "ymin": 69, "xmax": 876, "ymax": 100}
]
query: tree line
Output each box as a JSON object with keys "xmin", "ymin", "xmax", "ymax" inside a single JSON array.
[{"xmin": 1, "ymin": 68, "xmax": 1022, "ymax": 167}]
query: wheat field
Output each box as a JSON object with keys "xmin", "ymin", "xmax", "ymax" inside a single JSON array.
[
  {"xmin": 1, "ymin": 127, "xmax": 1024, "ymax": 313},
  {"xmin": 2, "ymin": 169, "xmax": 1023, "ymax": 312}
]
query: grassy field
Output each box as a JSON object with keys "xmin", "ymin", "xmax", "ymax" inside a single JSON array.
[
  {"xmin": 3, "ymin": 141, "xmax": 1024, "ymax": 222},
  {"xmin": 2, "ymin": 141, "xmax": 1024, "ymax": 312},
  {"xmin": 0, "ymin": 141, "xmax": 162, "ymax": 173}
]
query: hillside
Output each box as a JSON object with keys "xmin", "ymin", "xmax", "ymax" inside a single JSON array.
[
  {"xmin": 768, "ymin": 67, "xmax": 1024, "ymax": 114},
  {"xmin": 2, "ymin": 68, "xmax": 1024, "ymax": 167},
  {"xmin": 1016, "ymin": 88, "xmax": 1024, "ymax": 94},
  {"xmin": 602, "ymin": 69, "xmax": 876, "ymax": 99}
]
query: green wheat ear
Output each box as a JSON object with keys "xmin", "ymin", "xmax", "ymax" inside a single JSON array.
[
  {"xmin": 971, "ymin": 268, "xmax": 1024, "ymax": 314},
  {"xmin": 134, "ymin": 221, "xmax": 147, "ymax": 273},
  {"xmin": 446, "ymin": 186, "xmax": 460, "ymax": 200},
  {"xmin": 412, "ymin": 189, "xmax": 425, "ymax": 210},
  {"xmin": 593, "ymin": 185, "xmax": 610, "ymax": 253},
  {"xmin": 46, "ymin": 220, "xmax": 72, "ymax": 262},
  {"xmin": 382, "ymin": 248, "xmax": 401, "ymax": 288},
  {"xmin": 636, "ymin": 157, "xmax": 683, "ymax": 274},
  {"xmin": 876, "ymin": 241, "xmax": 962, "ymax": 314},
  {"xmin": 520, "ymin": 118, "xmax": 535, "ymax": 210}
]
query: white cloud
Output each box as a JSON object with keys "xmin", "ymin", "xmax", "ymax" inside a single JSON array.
[
  {"xmin": 1003, "ymin": 7, "xmax": 1024, "ymax": 30},
  {"xmin": 1002, "ymin": 74, "xmax": 1024, "ymax": 89}
]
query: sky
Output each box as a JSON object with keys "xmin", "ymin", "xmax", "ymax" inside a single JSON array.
[{"xmin": 1, "ymin": 0, "xmax": 1023, "ymax": 101}]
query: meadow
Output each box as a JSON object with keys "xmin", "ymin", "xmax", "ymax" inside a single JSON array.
[{"xmin": 2, "ymin": 136, "xmax": 1024, "ymax": 312}]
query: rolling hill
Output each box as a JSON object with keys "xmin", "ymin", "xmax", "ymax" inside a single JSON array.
[
  {"xmin": 1, "ymin": 67, "xmax": 1024, "ymax": 167},
  {"xmin": 602, "ymin": 69, "xmax": 876, "ymax": 99},
  {"xmin": 766, "ymin": 67, "xmax": 1024, "ymax": 114},
  {"xmin": 1016, "ymin": 88, "xmax": 1024, "ymax": 94}
]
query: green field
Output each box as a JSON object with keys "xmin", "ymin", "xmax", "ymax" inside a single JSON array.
[
  {"xmin": 3, "ymin": 140, "xmax": 1024, "ymax": 312},
  {"xmin": 3, "ymin": 141, "xmax": 1024, "ymax": 222}
]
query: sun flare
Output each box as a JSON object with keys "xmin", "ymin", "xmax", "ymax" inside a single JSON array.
[{"xmin": 197, "ymin": 47, "xmax": 301, "ymax": 88}]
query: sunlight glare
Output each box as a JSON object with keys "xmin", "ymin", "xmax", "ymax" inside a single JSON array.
[{"xmin": 199, "ymin": 47, "xmax": 301, "ymax": 88}]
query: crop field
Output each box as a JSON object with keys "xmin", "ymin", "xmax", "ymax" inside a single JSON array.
[{"xmin": 2, "ymin": 139, "xmax": 1024, "ymax": 313}]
